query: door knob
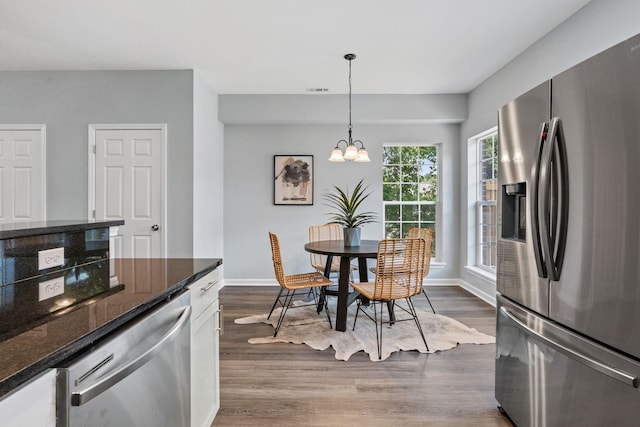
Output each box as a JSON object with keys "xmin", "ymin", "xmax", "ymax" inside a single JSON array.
[{"xmin": 151, "ymin": 224, "xmax": 160, "ymax": 231}]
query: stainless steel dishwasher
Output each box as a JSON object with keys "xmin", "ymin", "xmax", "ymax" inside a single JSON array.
[{"xmin": 56, "ymin": 291, "xmax": 191, "ymax": 427}]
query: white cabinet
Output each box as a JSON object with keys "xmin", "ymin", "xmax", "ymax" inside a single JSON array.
[
  {"xmin": 188, "ymin": 268, "xmax": 221, "ymax": 427},
  {"xmin": 0, "ymin": 369, "xmax": 56, "ymax": 427}
]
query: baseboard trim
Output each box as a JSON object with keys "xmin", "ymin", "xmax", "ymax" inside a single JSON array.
[
  {"xmin": 456, "ymin": 279, "xmax": 496, "ymax": 307},
  {"xmin": 221, "ymin": 279, "xmax": 278, "ymax": 288}
]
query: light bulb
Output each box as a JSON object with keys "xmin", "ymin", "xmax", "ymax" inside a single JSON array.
[
  {"xmin": 329, "ymin": 148, "xmax": 345, "ymax": 162},
  {"xmin": 344, "ymin": 144, "xmax": 358, "ymax": 160},
  {"xmin": 354, "ymin": 148, "xmax": 370, "ymax": 162}
]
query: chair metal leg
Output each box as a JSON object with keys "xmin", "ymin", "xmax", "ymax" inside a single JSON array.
[
  {"xmin": 272, "ymin": 288, "xmax": 332, "ymax": 337},
  {"xmin": 267, "ymin": 287, "xmax": 285, "ymax": 320},
  {"xmin": 422, "ymin": 288, "xmax": 436, "ymax": 314},
  {"xmin": 406, "ymin": 297, "xmax": 429, "ymax": 351},
  {"xmin": 387, "ymin": 300, "xmax": 396, "ymax": 325},
  {"xmin": 316, "ymin": 286, "xmax": 327, "ymax": 314},
  {"xmin": 352, "ymin": 299, "xmax": 362, "ymax": 331},
  {"xmin": 321, "ymin": 287, "xmax": 333, "ymax": 329},
  {"xmin": 352, "ymin": 299, "xmax": 384, "ymax": 359},
  {"xmin": 375, "ymin": 301, "xmax": 383, "ymax": 360},
  {"xmin": 309, "ymin": 286, "xmax": 319, "ymax": 306},
  {"xmin": 274, "ymin": 289, "xmax": 296, "ymax": 337}
]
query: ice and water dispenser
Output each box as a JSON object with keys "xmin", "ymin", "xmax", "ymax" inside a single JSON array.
[{"xmin": 502, "ymin": 182, "xmax": 526, "ymax": 241}]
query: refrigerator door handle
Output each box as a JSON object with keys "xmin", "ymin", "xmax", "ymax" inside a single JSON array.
[
  {"xmin": 500, "ymin": 306, "xmax": 639, "ymax": 388},
  {"xmin": 538, "ymin": 121, "xmax": 554, "ymax": 279},
  {"xmin": 548, "ymin": 117, "xmax": 569, "ymax": 281},
  {"xmin": 540, "ymin": 117, "xmax": 569, "ymax": 281},
  {"xmin": 539, "ymin": 117, "xmax": 569, "ymax": 281},
  {"xmin": 531, "ymin": 122, "xmax": 548, "ymax": 278}
]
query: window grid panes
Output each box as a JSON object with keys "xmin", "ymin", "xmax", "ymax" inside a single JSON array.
[
  {"xmin": 383, "ymin": 145, "xmax": 438, "ymax": 256},
  {"xmin": 477, "ymin": 132, "xmax": 498, "ymax": 270}
]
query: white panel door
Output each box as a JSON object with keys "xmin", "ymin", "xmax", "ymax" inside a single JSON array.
[
  {"xmin": 91, "ymin": 126, "xmax": 165, "ymax": 258},
  {"xmin": 0, "ymin": 127, "xmax": 46, "ymax": 223}
]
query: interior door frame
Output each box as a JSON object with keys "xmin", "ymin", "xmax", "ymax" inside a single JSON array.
[
  {"xmin": 87, "ymin": 124, "xmax": 168, "ymax": 257},
  {"xmin": 0, "ymin": 124, "xmax": 47, "ymax": 221}
]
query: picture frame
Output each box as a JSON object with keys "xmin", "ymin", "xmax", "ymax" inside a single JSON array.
[{"xmin": 274, "ymin": 155, "xmax": 314, "ymax": 205}]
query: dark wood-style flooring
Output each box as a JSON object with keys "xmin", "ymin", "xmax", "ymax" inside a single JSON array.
[{"xmin": 213, "ymin": 285, "xmax": 513, "ymax": 427}]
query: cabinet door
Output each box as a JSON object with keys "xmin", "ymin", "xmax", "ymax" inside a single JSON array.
[
  {"xmin": 191, "ymin": 299, "xmax": 220, "ymax": 427},
  {"xmin": 0, "ymin": 369, "xmax": 56, "ymax": 427}
]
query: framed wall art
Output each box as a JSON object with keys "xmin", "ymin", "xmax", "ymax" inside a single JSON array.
[{"xmin": 274, "ymin": 155, "xmax": 313, "ymax": 205}]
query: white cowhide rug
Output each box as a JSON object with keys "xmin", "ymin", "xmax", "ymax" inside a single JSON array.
[{"xmin": 234, "ymin": 299, "xmax": 495, "ymax": 361}]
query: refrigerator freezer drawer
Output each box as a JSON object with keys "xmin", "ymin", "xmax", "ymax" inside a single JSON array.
[{"xmin": 496, "ymin": 295, "xmax": 640, "ymax": 427}]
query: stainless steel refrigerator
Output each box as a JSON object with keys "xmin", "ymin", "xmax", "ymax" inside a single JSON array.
[{"xmin": 495, "ymin": 32, "xmax": 640, "ymax": 426}]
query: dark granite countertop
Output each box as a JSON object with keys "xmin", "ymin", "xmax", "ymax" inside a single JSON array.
[
  {"xmin": 0, "ymin": 257, "xmax": 222, "ymax": 398},
  {"xmin": 0, "ymin": 220, "xmax": 124, "ymax": 240}
]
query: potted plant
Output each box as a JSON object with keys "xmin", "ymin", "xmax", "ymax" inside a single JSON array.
[{"xmin": 324, "ymin": 179, "xmax": 377, "ymax": 246}]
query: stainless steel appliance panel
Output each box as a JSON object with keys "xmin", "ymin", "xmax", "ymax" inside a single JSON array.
[
  {"xmin": 496, "ymin": 295, "xmax": 640, "ymax": 427},
  {"xmin": 549, "ymin": 33, "xmax": 640, "ymax": 357},
  {"xmin": 57, "ymin": 291, "xmax": 191, "ymax": 427},
  {"xmin": 498, "ymin": 81, "xmax": 551, "ymax": 317}
]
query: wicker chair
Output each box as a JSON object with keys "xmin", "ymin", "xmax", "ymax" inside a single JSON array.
[
  {"xmin": 407, "ymin": 227, "xmax": 436, "ymax": 313},
  {"xmin": 351, "ymin": 238, "xmax": 429, "ymax": 359},
  {"xmin": 267, "ymin": 232, "xmax": 333, "ymax": 336},
  {"xmin": 308, "ymin": 224, "xmax": 357, "ymax": 280},
  {"xmin": 368, "ymin": 227, "xmax": 436, "ymax": 313}
]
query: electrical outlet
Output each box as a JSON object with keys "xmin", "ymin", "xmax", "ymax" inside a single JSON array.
[
  {"xmin": 38, "ymin": 276, "xmax": 65, "ymax": 301},
  {"xmin": 38, "ymin": 247, "xmax": 65, "ymax": 270}
]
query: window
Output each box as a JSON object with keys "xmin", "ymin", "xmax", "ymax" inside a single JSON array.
[
  {"xmin": 382, "ymin": 145, "xmax": 439, "ymax": 256},
  {"xmin": 476, "ymin": 129, "xmax": 498, "ymax": 271}
]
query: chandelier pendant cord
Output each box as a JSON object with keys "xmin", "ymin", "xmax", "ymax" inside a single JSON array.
[
  {"xmin": 328, "ymin": 53, "xmax": 370, "ymax": 162},
  {"xmin": 348, "ymin": 57, "xmax": 352, "ymax": 139}
]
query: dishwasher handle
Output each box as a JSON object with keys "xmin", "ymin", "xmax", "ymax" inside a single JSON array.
[{"xmin": 71, "ymin": 304, "xmax": 192, "ymax": 407}]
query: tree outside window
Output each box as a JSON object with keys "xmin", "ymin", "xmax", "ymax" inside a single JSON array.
[
  {"xmin": 383, "ymin": 145, "xmax": 438, "ymax": 256},
  {"xmin": 478, "ymin": 132, "xmax": 498, "ymax": 270}
]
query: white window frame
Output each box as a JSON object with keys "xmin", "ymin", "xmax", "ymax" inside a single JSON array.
[
  {"xmin": 466, "ymin": 127, "xmax": 498, "ymax": 277},
  {"xmin": 382, "ymin": 142, "xmax": 442, "ymax": 262}
]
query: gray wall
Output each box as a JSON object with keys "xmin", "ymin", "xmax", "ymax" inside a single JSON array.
[
  {"xmin": 459, "ymin": 0, "xmax": 640, "ymax": 298},
  {"xmin": 222, "ymin": 110, "xmax": 462, "ymax": 283},
  {"xmin": 193, "ymin": 72, "xmax": 225, "ymax": 259},
  {"xmin": 0, "ymin": 70, "xmax": 197, "ymax": 257},
  {"xmin": 221, "ymin": 0, "xmax": 640, "ymax": 293}
]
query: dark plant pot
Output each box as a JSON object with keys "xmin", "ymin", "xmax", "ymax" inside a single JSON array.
[{"xmin": 344, "ymin": 227, "xmax": 361, "ymax": 247}]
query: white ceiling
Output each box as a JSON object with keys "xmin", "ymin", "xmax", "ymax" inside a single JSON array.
[{"xmin": 0, "ymin": 0, "xmax": 592, "ymax": 94}]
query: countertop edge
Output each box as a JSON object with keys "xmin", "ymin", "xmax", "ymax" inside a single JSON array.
[
  {"xmin": 0, "ymin": 220, "xmax": 125, "ymax": 240},
  {"xmin": 0, "ymin": 258, "xmax": 222, "ymax": 399}
]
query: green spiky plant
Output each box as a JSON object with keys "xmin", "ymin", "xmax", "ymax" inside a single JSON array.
[{"xmin": 324, "ymin": 179, "xmax": 378, "ymax": 228}]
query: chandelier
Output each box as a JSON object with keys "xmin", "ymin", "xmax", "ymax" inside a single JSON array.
[{"xmin": 329, "ymin": 54, "xmax": 371, "ymax": 162}]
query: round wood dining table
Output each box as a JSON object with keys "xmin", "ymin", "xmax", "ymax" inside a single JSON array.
[{"xmin": 304, "ymin": 239, "xmax": 379, "ymax": 332}]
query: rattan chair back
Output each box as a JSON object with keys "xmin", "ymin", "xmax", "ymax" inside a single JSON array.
[
  {"xmin": 372, "ymin": 238, "xmax": 426, "ymax": 300},
  {"xmin": 269, "ymin": 231, "xmax": 333, "ymax": 290},
  {"xmin": 267, "ymin": 232, "xmax": 333, "ymax": 335},
  {"xmin": 308, "ymin": 224, "xmax": 342, "ymax": 272},
  {"xmin": 407, "ymin": 227, "xmax": 434, "ymax": 276},
  {"xmin": 269, "ymin": 231, "xmax": 288, "ymax": 287}
]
